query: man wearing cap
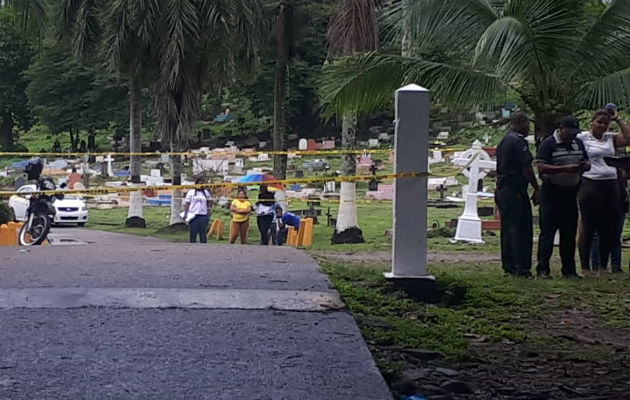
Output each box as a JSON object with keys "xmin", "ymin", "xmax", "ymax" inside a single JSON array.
[
  {"xmin": 495, "ymin": 112, "xmax": 540, "ymax": 277},
  {"xmin": 534, "ymin": 116, "xmax": 590, "ymax": 278}
]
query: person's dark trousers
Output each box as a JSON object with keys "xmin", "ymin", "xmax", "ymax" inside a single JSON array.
[
  {"xmin": 189, "ymin": 214, "xmax": 209, "ymax": 243},
  {"xmin": 495, "ymin": 184, "xmax": 533, "ymax": 276},
  {"xmin": 536, "ymin": 184, "xmax": 578, "ymax": 277},
  {"xmin": 257, "ymin": 215, "xmax": 273, "ymax": 245},
  {"xmin": 272, "ymin": 225, "xmax": 288, "ymax": 246},
  {"xmin": 578, "ymin": 178, "xmax": 619, "ymax": 271},
  {"xmin": 591, "ymin": 211, "xmax": 626, "ymax": 271}
]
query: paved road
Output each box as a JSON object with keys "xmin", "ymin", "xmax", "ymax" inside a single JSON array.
[{"xmin": 0, "ymin": 229, "xmax": 392, "ymax": 399}]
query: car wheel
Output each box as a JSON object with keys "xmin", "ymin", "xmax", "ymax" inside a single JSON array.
[{"xmin": 77, "ymin": 222, "xmax": 86, "ymax": 227}]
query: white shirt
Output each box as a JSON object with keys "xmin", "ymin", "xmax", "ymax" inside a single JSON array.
[
  {"xmin": 577, "ymin": 131, "xmax": 617, "ymax": 180},
  {"xmin": 185, "ymin": 189, "xmax": 212, "ymax": 215}
]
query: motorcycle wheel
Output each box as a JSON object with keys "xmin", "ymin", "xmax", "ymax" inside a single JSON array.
[{"xmin": 18, "ymin": 214, "xmax": 51, "ymax": 246}]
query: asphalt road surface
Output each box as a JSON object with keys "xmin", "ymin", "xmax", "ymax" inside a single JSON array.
[{"xmin": 0, "ymin": 229, "xmax": 392, "ymax": 400}]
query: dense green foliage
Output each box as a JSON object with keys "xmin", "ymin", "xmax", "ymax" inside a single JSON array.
[
  {"xmin": 1, "ymin": 0, "xmax": 627, "ymax": 151},
  {"xmin": 0, "ymin": 10, "xmax": 34, "ymax": 150},
  {"xmin": 25, "ymin": 43, "xmax": 127, "ymax": 151},
  {"xmin": 0, "ymin": 202, "xmax": 15, "ymax": 224},
  {"xmin": 321, "ymin": 0, "xmax": 630, "ymax": 138}
]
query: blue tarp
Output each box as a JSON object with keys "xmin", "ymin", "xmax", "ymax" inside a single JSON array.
[{"xmin": 10, "ymin": 160, "xmax": 31, "ymax": 169}]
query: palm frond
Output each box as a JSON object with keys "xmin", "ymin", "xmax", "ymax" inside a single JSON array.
[
  {"xmin": 100, "ymin": 0, "xmax": 160, "ymax": 75},
  {"xmin": 573, "ymin": 0, "xmax": 630, "ymax": 77},
  {"xmin": 199, "ymin": 0, "xmax": 262, "ymax": 86},
  {"xmin": 320, "ymin": 53, "xmax": 507, "ymax": 116},
  {"xmin": 58, "ymin": 0, "xmax": 103, "ymax": 57},
  {"xmin": 381, "ymin": 0, "xmax": 497, "ymax": 53},
  {"xmin": 327, "ymin": 0, "xmax": 381, "ymax": 57},
  {"xmin": 159, "ymin": 0, "xmax": 200, "ymax": 89},
  {"xmin": 474, "ymin": 0, "xmax": 581, "ymax": 85},
  {"xmin": 576, "ymin": 68, "xmax": 630, "ymax": 110},
  {"xmin": 4, "ymin": 0, "xmax": 49, "ymax": 34},
  {"xmin": 152, "ymin": 0, "xmax": 264, "ymax": 146}
]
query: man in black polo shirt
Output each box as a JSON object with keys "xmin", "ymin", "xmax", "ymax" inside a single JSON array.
[
  {"xmin": 535, "ymin": 116, "xmax": 590, "ymax": 278},
  {"xmin": 496, "ymin": 112, "xmax": 540, "ymax": 277}
]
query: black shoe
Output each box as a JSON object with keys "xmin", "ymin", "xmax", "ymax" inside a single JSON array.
[
  {"xmin": 537, "ymin": 271, "xmax": 552, "ymax": 279},
  {"xmin": 563, "ymin": 273, "xmax": 583, "ymax": 279},
  {"xmin": 611, "ymin": 267, "xmax": 623, "ymax": 273},
  {"xmin": 515, "ymin": 271, "xmax": 533, "ymax": 279}
]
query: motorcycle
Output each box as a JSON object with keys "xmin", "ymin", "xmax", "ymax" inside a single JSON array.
[{"xmin": 18, "ymin": 159, "xmax": 63, "ymax": 246}]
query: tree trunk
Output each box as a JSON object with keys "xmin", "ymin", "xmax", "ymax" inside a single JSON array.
[
  {"xmin": 69, "ymin": 127, "xmax": 79, "ymax": 152},
  {"xmin": 125, "ymin": 76, "xmax": 146, "ymax": 228},
  {"xmin": 401, "ymin": 0, "xmax": 412, "ymax": 57},
  {"xmin": 0, "ymin": 112, "xmax": 14, "ymax": 150},
  {"xmin": 533, "ymin": 110, "xmax": 561, "ymax": 146},
  {"xmin": 332, "ymin": 112, "xmax": 364, "ymax": 244},
  {"xmin": 128, "ymin": 77, "xmax": 142, "ymax": 183},
  {"xmin": 272, "ymin": 54, "xmax": 289, "ymax": 180},
  {"xmin": 169, "ymin": 140, "xmax": 185, "ymax": 227}
]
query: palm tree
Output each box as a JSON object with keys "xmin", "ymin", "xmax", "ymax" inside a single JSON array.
[
  {"xmin": 2, "ymin": 0, "xmax": 50, "ymax": 37},
  {"xmin": 60, "ymin": 0, "xmax": 159, "ymax": 228},
  {"xmin": 321, "ymin": 0, "xmax": 630, "ymax": 140},
  {"xmin": 150, "ymin": 0, "xmax": 262, "ymax": 225},
  {"xmin": 269, "ymin": 1, "xmax": 302, "ymax": 180},
  {"xmin": 327, "ymin": 0, "xmax": 381, "ymax": 244}
]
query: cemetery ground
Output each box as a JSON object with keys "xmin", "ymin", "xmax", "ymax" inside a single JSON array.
[
  {"xmin": 321, "ymin": 260, "xmax": 629, "ymax": 400},
  {"xmin": 83, "ymin": 202, "xmax": 630, "ymax": 399}
]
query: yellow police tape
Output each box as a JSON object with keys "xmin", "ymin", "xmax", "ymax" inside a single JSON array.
[
  {"xmin": 0, "ymin": 149, "xmax": 392, "ymax": 158},
  {"xmin": 0, "ymin": 146, "xmax": 473, "ymax": 158},
  {"xmin": 0, "ymin": 172, "xmax": 429, "ymax": 198},
  {"xmin": 0, "ymin": 147, "xmax": 472, "ymax": 158}
]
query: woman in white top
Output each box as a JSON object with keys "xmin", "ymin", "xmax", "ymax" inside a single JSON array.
[
  {"xmin": 576, "ymin": 109, "xmax": 630, "ymax": 273},
  {"xmin": 183, "ymin": 177, "xmax": 213, "ymax": 243}
]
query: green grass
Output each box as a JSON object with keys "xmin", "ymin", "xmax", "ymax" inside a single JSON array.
[
  {"xmin": 17, "ymin": 124, "xmax": 155, "ymax": 153},
  {"xmin": 320, "ymin": 260, "xmax": 630, "ymax": 364},
  {"xmin": 85, "ymin": 197, "xmax": 502, "ymax": 252}
]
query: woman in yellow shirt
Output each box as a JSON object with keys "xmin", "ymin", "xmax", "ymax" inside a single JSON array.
[{"xmin": 230, "ymin": 187, "xmax": 252, "ymax": 244}]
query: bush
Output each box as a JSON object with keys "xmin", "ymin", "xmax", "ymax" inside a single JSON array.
[{"xmin": 0, "ymin": 202, "xmax": 15, "ymax": 224}]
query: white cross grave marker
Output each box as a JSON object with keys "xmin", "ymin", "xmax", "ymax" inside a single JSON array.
[
  {"xmin": 104, "ymin": 154, "xmax": 115, "ymax": 177},
  {"xmin": 451, "ymin": 141, "xmax": 496, "ymax": 243}
]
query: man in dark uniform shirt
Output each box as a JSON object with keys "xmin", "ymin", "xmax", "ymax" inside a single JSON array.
[
  {"xmin": 495, "ymin": 112, "xmax": 540, "ymax": 277},
  {"xmin": 535, "ymin": 116, "xmax": 590, "ymax": 278}
]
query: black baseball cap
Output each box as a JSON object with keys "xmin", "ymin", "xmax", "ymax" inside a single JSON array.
[{"xmin": 560, "ymin": 116, "xmax": 581, "ymax": 135}]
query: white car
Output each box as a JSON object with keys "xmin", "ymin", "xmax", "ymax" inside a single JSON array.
[{"xmin": 9, "ymin": 184, "xmax": 89, "ymax": 226}]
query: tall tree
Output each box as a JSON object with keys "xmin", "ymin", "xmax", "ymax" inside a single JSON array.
[
  {"xmin": 327, "ymin": 0, "xmax": 381, "ymax": 244},
  {"xmin": 150, "ymin": 0, "xmax": 262, "ymax": 225},
  {"xmin": 0, "ymin": 9, "xmax": 34, "ymax": 150},
  {"xmin": 61, "ymin": 0, "xmax": 159, "ymax": 228},
  {"xmin": 227, "ymin": 1, "xmax": 334, "ymax": 138},
  {"xmin": 269, "ymin": 1, "xmax": 303, "ymax": 179},
  {"xmin": 25, "ymin": 43, "xmax": 127, "ymax": 151},
  {"xmin": 2, "ymin": 0, "xmax": 50, "ymax": 39},
  {"xmin": 321, "ymin": 0, "xmax": 630, "ymax": 141}
]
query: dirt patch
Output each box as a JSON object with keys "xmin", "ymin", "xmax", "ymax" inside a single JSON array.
[
  {"xmin": 382, "ymin": 339, "xmax": 629, "ymax": 400},
  {"xmin": 312, "ymin": 250, "xmax": 501, "ymax": 265},
  {"xmin": 382, "ymin": 303, "xmax": 630, "ymax": 400},
  {"xmin": 527, "ymin": 306, "xmax": 630, "ymax": 350}
]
